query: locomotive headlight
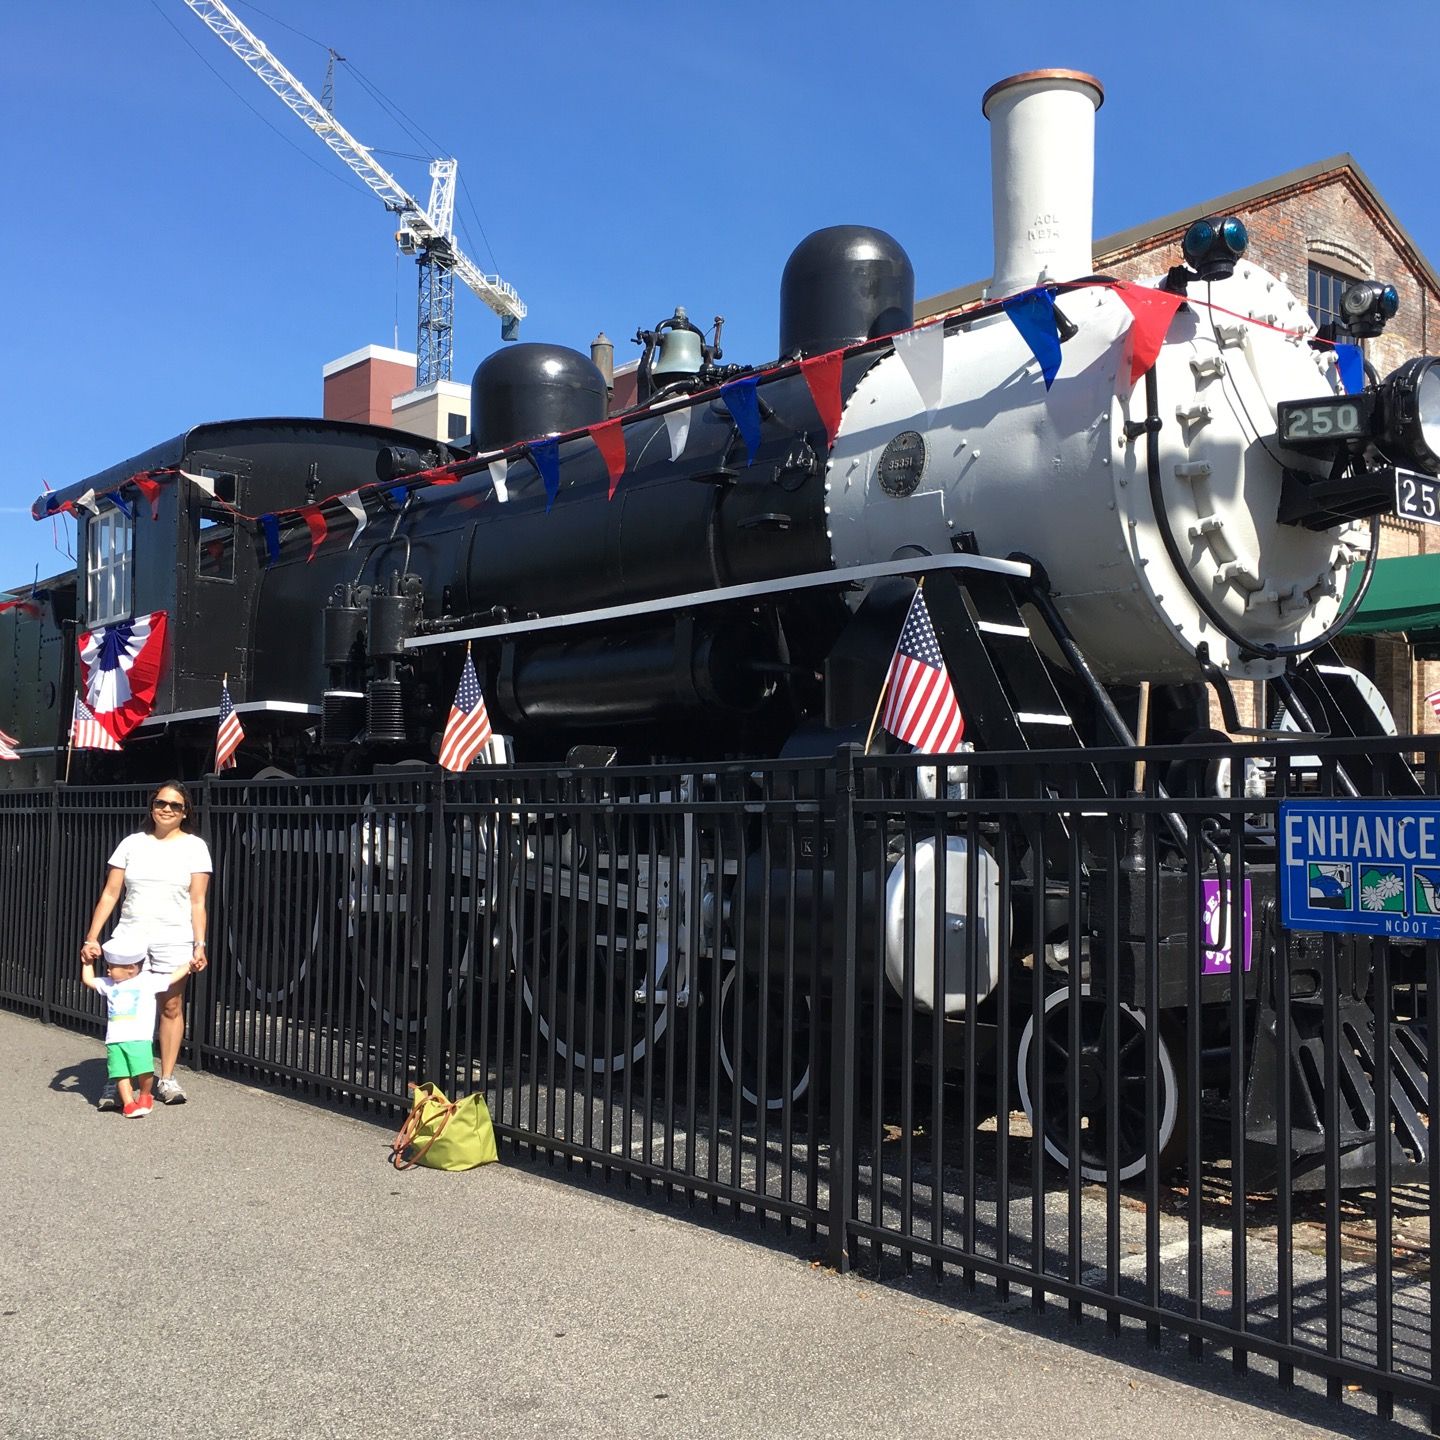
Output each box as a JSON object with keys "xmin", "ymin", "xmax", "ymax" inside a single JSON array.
[
  {"xmin": 1181, "ymin": 214, "xmax": 1249, "ymax": 281},
  {"xmin": 1340, "ymin": 279, "xmax": 1401, "ymax": 339},
  {"xmin": 1378, "ymin": 356, "xmax": 1440, "ymax": 474}
]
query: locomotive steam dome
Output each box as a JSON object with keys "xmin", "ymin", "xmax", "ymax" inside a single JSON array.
[
  {"xmin": 470, "ymin": 342, "xmax": 608, "ymax": 452},
  {"xmin": 779, "ymin": 225, "xmax": 915, "ymax": 358}
]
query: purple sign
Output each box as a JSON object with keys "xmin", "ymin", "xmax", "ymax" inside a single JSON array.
[{"xmin": 1201, "ymin": 879, "xmax": 1253, "ymax": 975}]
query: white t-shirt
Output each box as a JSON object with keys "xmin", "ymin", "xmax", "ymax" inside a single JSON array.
[
  {"xmin": 106, "ymin": 831, "xmax": 213, "ymax": 941},
  {"xmin": 93, "ymin": 971, "xmax": 174, "ymax": 1044}
]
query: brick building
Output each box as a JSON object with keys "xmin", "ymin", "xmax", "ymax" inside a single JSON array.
[{"xmin": 919, "ymin": 155, "xmax": 1440, "ymax": 734}]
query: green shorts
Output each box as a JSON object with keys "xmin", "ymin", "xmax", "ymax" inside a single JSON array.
[{"xmin": 106, "ymin": 1040, "xmax": 155, "ymax": 1081}]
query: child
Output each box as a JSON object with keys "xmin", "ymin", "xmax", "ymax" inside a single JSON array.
[{"xmin": 80, "ymin": 942, "xmax": 193, "ymax": 1118}]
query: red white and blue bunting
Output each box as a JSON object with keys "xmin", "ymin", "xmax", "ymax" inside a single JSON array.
[{"xmin": 28, "ymin": 280, "xmax": 1354, "ymax": 567}]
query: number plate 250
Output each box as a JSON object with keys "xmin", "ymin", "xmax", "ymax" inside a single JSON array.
[{"xmin": 1397, "ymin": 469, "xmax": 1440, "ymax": 525}]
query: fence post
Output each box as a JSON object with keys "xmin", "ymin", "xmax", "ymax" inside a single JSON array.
[
  {"xmin": 40, "ymin": 784, "xmax": 61, "ymax": 1025},
  {"xmin": 190, "ymin": 775, "xmax": 214, "ymax": 1072},
  {"xmin": 826, "ymin": 746, "xmax": 859, "ymax": 1272},
  {"xmin": 423, "ymin": 773, "xmax": 449, "ymax": 1087}
]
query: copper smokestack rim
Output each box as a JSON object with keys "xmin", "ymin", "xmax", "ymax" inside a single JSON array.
[{"xmin": 981, "ymin": 69, "xmax": 1105, "ymax": 118}]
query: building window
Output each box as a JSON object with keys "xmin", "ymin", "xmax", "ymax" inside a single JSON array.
[
  {"xmin": 447, "ymin": 412, "xmax": 467, "ymax": 440},
  {"xmin": 1308, "ymin": 263, "xmax": 1353, "ymax": 335},
  {"xmin": 86, "ymin": 508, "xmax": 134, "ymax": 625}
]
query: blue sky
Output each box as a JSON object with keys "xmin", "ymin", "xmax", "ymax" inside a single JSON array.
[{"xmin": 4, "ymin": 0, "xmax": 1439, "ymax": 586}]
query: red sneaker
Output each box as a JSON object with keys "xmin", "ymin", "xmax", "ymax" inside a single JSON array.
[
  {"xmin": 122, "ymin": 1099, "xmax": 149, "ymax": 1119},
  {"xmin": 136, "ymin": 1094, "xmax": 154, "ymax": 1113}
]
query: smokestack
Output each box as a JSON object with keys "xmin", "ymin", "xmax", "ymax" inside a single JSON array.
[{"xmin": 982, "ymin": 69, "xmax": 1104, "ymax": 299}]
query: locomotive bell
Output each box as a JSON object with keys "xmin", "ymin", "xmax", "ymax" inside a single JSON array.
[{"xmin": 652, "ymin": 308, "xmax": 704, "ymax": 378}]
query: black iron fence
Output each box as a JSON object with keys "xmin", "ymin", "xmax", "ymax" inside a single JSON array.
[{"xmin": 2, "ymin": 739, "xmax": 1437, "ymax": 1429}]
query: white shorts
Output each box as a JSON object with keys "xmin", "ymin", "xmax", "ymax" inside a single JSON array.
[{"xmin": 103, "ymin": 934, "xmax": 193, "ymax": 979}]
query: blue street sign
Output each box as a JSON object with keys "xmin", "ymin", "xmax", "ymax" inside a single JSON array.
[{"xmin": 1279, "ymin": 798, "xmax": 1440, "ymax": 938}]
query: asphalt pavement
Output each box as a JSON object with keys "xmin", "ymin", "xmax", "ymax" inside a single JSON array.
[{"xmin": 0, "ymin": 1009, "xmax": 1414, "ymax": 1439}]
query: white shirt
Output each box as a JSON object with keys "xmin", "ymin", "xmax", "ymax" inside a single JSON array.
[
  {"xmin": 93, "ymin": 970, "xmax": 174, "ymax": 1044},
  {"xmin": 106, "ymin": 831, "xmax": 213, "ymax": 940}
]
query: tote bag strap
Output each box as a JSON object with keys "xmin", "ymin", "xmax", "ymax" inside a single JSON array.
[{"xmin": 390, "ymin": 1085, "xmax": 458, "ymax": 1170}]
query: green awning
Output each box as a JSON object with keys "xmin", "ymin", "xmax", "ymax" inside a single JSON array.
[{"xmin": 1342, "ymin": 552, "xmax": 1440, "ymax": 637}]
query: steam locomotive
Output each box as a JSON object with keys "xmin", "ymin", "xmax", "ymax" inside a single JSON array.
[{"xmin": 4, "ymin": 70, "xmax": 1433, "ymax": 1183}]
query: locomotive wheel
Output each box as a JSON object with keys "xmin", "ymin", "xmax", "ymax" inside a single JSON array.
[
  {"xmin": 1015, "ymin": 987, "xmax": 1186, "ymax": 1183},
  {"xmin": 221, "ymin": 802, "xmax": 325, "ymax": 1005},
  {"xmin": 716, "ymin": 965, "xmax": 813, "ymax": 1112},
  {"xmin": 520, "ymin": 899, "xmax": 665, "ymax": 1075}
]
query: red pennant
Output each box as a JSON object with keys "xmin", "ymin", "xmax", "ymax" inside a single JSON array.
[
  {"xmin": 0, "ymin": 599, "xmax": 40, "ymax": 617},
  {"xmin": 423, "ymin": 466, "xmax": 461, "ymax": 486},
  {"xmin": 591, "ymin": 419, "xmax": 627, "ymax": 500},
  {"xmin": 800, "ymin": 351, "xmax": 845, "ymax": 447},
  {"xmin": 302, "ymin": 507, "xmax": 328, "ymax": 562},
  {"xmin": 131, "ymin": 473, "xmax": 163, "ymax": 520},
  {"xmin": 1113, "ymin": 283, "xmax": 1185, "ymax": 385}
]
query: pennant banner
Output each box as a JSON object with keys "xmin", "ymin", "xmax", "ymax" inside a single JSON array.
[
  {"xmin": 892, "ymin": 324, "xmax": 945, "ymax": 413},
  {"xmin": 339, "ymin": 491, "xmax": 368, "ymax": 548},
  {"xmin": 1002, "ymin": 290, "xmax": 1062, "ymax": 390},
  {"xmin": 800, "ymin": 350, "xmax": 845, "ymax": 447},
  {"xmin": 591, "ymin": 419, "xmax": 627, "ymax": 500},
  {"xmin": 488, "ymin": 457, "xmax": 509, "ymax": 503},
  {"xmin": 1335, "ymin": 342, "xmax": 1365, "ymax": 397},
  {"xmin": 663, "ymin": 407, "xmax": 690, "ymax": 462},
  {"xmin": 1113, "ymin": 283, "xmax": 1185, "ymax": 386},
  {"xmin": 530, "ymin": 437, "xmax": 561, "ymax": 512},
  {"xmin": 130, "ymin": 473, "xmax": 163, "ymax": 520},
  {"xmin": 721, "ymin": 378, "xmax": 762, "ymax": 466},
  {"xmin": 302, "ymin": 507, "xmax": 328, "ymax": 562},
  {"xmin": 180, "ymin": 470, "xmax": 217, "ymax": 498},
  {"xmin": 259, "ymin": 514, "xmax": 281, "ymax": 567}
]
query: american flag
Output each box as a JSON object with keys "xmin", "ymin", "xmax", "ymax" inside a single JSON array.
[
  {"xmin": 215, "ymin": 682, "xmax": 244, "ymax": 771},
  {"xmin": 879, "ymin": 588, "xmax": 966, "ymax": 753},
  {"xmin": 1427, "ymin": 689, "xmax": 1440, "ymax": 724},
  {"xmin": 70, "ymin": 695, "xmax": 122, "ymax": 752},
  {"xmin": 0, "ymin": 726, "xmax": 18, "ymax": 762},
  {"xmin": 438, "ymin": 653, "xmax": 493, "ymax": 773}
]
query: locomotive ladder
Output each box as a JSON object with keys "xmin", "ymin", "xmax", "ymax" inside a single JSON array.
[{"xmin": 923, "ymin": 565, "xmax": 1112, "ymax": 882}]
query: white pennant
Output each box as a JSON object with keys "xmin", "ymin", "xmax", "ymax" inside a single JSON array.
[
  {"xmin": 893, "ymin": 322, "xmax": 945, "ymax": 414},
  {"xmin": 180, "ymin": 469, "xmax": 216, "ymax": 498},
  {"xmin": 74, "ymin": 489, "xmax": 99, "ymax": 516},
  {"xmin": 488, "ymin": 456, "xmax": 509, "ymax": 503},
  {"xmin": 663, "ymin": 407, "xmax": 690, "ymax": 462},
  {"xmin": 338, "ymin": 491, "xmax": 368, "ymax": 548}
]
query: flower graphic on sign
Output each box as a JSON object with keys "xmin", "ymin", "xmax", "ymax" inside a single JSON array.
[{"xmin": 1360, "ymin": 867, "xmax": 1406, "ymax": 914}]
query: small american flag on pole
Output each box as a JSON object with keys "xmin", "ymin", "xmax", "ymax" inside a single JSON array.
[
  {"xmin": 0, "ymin": 726, "xmax": 18, "ymax": 762},
  {"xmin": 215, "ymin": 679, "xmax": 244, "ymax": 771},
  {"xmin": 438, "ymin": 650, "xmax": 494, "ymax": 773},
  {"xmin": 1426, "ymin": 689, "xmax": 1440, "ymax": 724},
  {"xmin": 70, "ymin": 695, "xmax": 122, "ymax": 752},
  {"xmin": 879, "ymin": 587, "xmax": 966, "ymax": 753}
]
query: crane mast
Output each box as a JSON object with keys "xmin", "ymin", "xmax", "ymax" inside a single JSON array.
[{"xmin": 181, "ymin": 0, "xmax": 524, "ymax": 384}]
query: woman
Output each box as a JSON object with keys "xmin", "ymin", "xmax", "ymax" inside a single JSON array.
[{"xmin": 80, "ymin": 780, "xmax": 212, "ymax": 1108}]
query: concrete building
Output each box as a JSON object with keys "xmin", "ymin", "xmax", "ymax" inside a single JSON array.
[{"xmin": 919, "ymin": 155, "xmax": 1440, "ymax": 735}]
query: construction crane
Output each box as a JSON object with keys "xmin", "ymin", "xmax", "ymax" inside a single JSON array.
[{"xmin": 182, "ymin": 0, "xmax": 524, "ymax": 385}]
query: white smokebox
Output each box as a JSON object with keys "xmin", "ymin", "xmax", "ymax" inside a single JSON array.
[{"xmin": 983, "ymin": 69, "xmax": 1104, "ymax": 298}]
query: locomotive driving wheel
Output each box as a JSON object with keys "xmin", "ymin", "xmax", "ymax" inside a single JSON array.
[
  {"xmin": 716, "ymin": 965, "xmax": 813, "ymax": 1112},
  {"xmin": 1015, "ymin": 986, "xmax": 1186, "ymax": 1183},
  {"xmin": 519, "ymin": 893, "xmax": 666, "ymax": 1075}
]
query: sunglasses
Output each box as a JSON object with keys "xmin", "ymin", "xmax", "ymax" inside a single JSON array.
[{"xmin": 152, "ymin": 800, "xmax": 187, "ymax": 813}]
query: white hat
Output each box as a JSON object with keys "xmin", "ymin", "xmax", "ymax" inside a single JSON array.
[{"xmin": 101, "ymin": 939, "xmax": 146, "ymax": 969}]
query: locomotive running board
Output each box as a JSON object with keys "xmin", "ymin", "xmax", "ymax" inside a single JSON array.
[{"xmin": 403, "ymin": 553, "xmax": 1034, "ymax": 649}]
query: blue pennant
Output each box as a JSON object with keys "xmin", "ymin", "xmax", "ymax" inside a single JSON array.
[
  {"xmin": 1001, "ymin": 290, "xmax": 1062, "ymax": 390},
  {"xmin": 387, "ymin": 485, "xmax": 410, "ymax": 507},
  {"xmin": 721, "ymin": 377, "xmax": 762, "ymax": 465},
  {"xmin": 1334, "ymin": 342, "xmax": 1364, "ymax": 397},
  {"xmin": 109, "ymin": 491, "xmax": 133, "ymax": 520},
  {"xmin": 259, "ymin": 514, "xmax": 281, "ymax": 567},
  {"xmin": 530, "ymin": 437, "xmax": 561, "ymax": 512}
]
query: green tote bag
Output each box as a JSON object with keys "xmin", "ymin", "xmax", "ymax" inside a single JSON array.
[{"xmin": 391, "ymin": 1083, "xmax": 498, "ymax": 1171}]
